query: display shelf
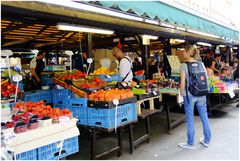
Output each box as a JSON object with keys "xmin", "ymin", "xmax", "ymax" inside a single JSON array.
[
  {"xmin": 2, "ymin": 119, "xmax": 79, "ymax": 155},
  {"xmin": 88, "ymin": 97, "xmax": 137, "ymax": 108}
]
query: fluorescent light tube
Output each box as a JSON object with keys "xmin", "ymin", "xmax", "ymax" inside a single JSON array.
[
  {"xmin": 187, "ymin": 29, "xmax": 220, "ymax": 39},
  {"xmin": 36, "ymin": 0, "xmax": 143, "ymax": 22},
  {"xmin": 142, "ymin": 35, "xmax": 158, "ymax": 40},
  {"xmin": 160, "ymin": 22, "xmax": 175, "ymax": 29},
  {"xmin": 145, "ymin": 19, "xmax": 159, "ymax": 25},
  {"xmin": 176, "ymin": 26, "xmax": 186, "ymax": 31},
  {"xmin": 233, "ymin": 47, "xmax": 238, "ymax": 49},
  {"xmin": 197, "ymin": 42, "xmax": 212, "ymax": 47},
  {"xmin": 175, "ymin": 39, "xmax": 185, "ymax": 43},
  {"xmin": 218, "ymin": 45, "xmax": 226, "ymax": 48},
  {"xmin": 57, "ymin": 23, "xmax": 114, "ymax": 34}
]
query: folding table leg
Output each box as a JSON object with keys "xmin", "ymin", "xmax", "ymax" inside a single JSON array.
[
  {"xmin": 146, "ymin": 116, "xmax": 150, "ymax": 143},
  {"xmin": 128, "ymin": 123, "xmax": 134, "ymax": 154},
  {"xmin": 117, "ymin": 127, "xmax": 123, "ymax": 157},
  {"xmin": 90, "ymin": 129, "xmax": 96, "ymax": 160},
  {"xmin": 165, "ymin": 105, "xmax": 171, "ymax": 133}
]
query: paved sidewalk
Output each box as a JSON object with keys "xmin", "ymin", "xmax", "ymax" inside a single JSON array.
[{"xmin": 69, "ymin": 102, "xmax": 239, "ymax": 160}]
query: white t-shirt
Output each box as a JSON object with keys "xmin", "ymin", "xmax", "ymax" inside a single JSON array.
[
  {"xmin": 119, "ymin": 56, "xmax": 133, "ymax": 82},
  {"xmin": 30, "ymin": 57, "xmax": 37, "ymax": 69}
]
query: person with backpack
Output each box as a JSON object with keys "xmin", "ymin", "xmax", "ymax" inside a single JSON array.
[
  {"xmin": 178, "ymin": 44, "xmax": 211, "ymax": 149},
  {"xmin": 112, "ymin": 46, "xmax": 133, "ymax": 82}
]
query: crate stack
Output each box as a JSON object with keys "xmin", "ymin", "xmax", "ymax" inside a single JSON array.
[
  {"xmin": 15, "ymin": 136, "xmax": 79, "ymax": 160},
  {"xmin": 52, "ymin": 89, "xmax": 88, "ymax": 125}
]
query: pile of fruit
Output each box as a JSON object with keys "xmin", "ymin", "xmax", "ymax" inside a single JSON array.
[
  {"xmin": 91, "ymin": 67, "xmax": 115, "ymax": 75},
  {"xmin": 132, "ymin": 87, "xmax": 146, "ymax": 95},
  {"xmin": 1, "ymin": 69, "xmax": 20, "ymax": 77},
  {"xmin": 89, "ymin": 88, "xmax": 134, "ymax": 101},
  {"xmin": 77, "ymin": 77, "xmax": 107, "ymax": 89},
  {"xmin": 54, "ymin": 69, "xmax": 86, "ymax": 81},
  {"xmin": 2, "ymin": 101, "xmax": 72, "ymax": 132},
  {"xmin": 13, "ymin": 100, "xmax": 72, "ymax": 119},
  {"xmin": 1, "ymin": 79, "xmax": 21, "ymax": 98}
]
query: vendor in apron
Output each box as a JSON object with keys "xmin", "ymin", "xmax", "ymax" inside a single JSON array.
[
  {"xmin": 211, "ymin": 54, "xmax": 222, "ymax": 74},
  {"xmin": 30, "ymin": 51, "xmax": 46, "ymax": 89},
  {"xmin": 112, "ymin": 46, "xmax": 133, "ymax": 82}
]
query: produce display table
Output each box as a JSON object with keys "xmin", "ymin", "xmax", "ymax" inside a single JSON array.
[
  {"xmin": 136, "ymin": 95, "xmax": 161, "ymax": 115},
  {"xmin": 128, "ymin": 109, "xmax": 161, "ymax": 154},
  {"xmin": 79, "ymin": 120, "xmax": 137, "ymax": 160},
  {"xmin": 207, "ymin": 88, "xmax": 239, "ymax": 118},
  {"xmin": 159, "ymin": 92, "xmax": 185, "ymax": 133},
  {"xmin": 2, "ymin": 119, "xmax": 80, "ymax": 155}
]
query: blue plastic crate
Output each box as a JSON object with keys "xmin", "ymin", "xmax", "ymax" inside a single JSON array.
[
  {"xmin": 134, "ymin": 75, "xmax": 145, "ymax": 80},
  {"xmin": 69, "ymin": 97, "xmax": 88, "ymax": 108},
  {"xmin": 52, "ymin": 89, "xmax": 73, "ymax": 105},
  {"xmin": 65, "ymin": 105, "xmax": 88, "ymax": 125},
  {"xmin": 88, "ymin": 103, "xmax": 137, "ymax": 129},
  {"xmin": 24, "ymin": 90, "xmax": 52, "ymax": 104},
  {"xmin": 38, "ymin": 136, "xmax": 79, "ymax": 160},
  {"xmin": 41, "ymin": 73, "xmax": 54, "ymax": 86},
  {"xmin": 12, "ymin": 80, "xmax": 24, "ymax": 92},
  {"xmin": 98, "ymin": 74, "xmax": 121, "ymax": 82},
  {"xmin": 16, "ymin": 149, "xmax": 37, "ymax": 160},
  {"xmin": 170, "ymin": 76, "xmax": 180, "ymax": 82}
]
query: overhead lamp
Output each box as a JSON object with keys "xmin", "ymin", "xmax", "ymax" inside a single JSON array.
[
  {"xmin": 196, "ymin": 42, "xmax": 212, "ymax": 47},
  {"xmin": 160, "ymin": 22, "xmax": 175, "ymax": 29},
  {"xmin": 233, "ymin": 47, "xmax": 238, "ymax": 50},
  {"xmin": 141, "ymin": 35, "xmax": 158, "ymax": 40},
  {"xmin": 175, "ymin": 39, "xmax": 185, "ymax": 43},
  {"xmin": 176, "ymin": 26, "xmax": 186, "ymax": 31},
  {"xmin": 57, "ymin": 23, "xmax": 114, "ymax": 35},
  {"xmin": 36, "ymin": 0, "xmax": 143, "ymax": 22},
  {"xmin": 187, "ymin": 29, "xmax": 220, "ymax": 39},
  {"xmin": 218, "ymin": 45, "xmax": 226, "ymax": 48},
  {"xmin": 145, "ymin": 19, "xmax": 159, "ymax": 25}
]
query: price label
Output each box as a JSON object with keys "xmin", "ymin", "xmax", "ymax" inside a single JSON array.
[
  {"xmin": 178, "ymin": 94, "xmax": 184, "ymax": 103},
  {"xmin": 3, "ymin": 132, "xmax": 16, "ymax": 144},
  {"xmin": 228, "ymin": 90, "xmax": 235, "ymax": 98},
  {"xmin": 121, "ymin": 82, "xmax": 127, "ymax": 87},
  {"xmin": 105, "ymin": 75, "xmax": 111, "ymax": 79},
  {"xmin": 12, "ymin": 75, "xmax": 22, "ymax": 82},
  {"xmin": 152, "ymin": 91, "xmax": 157, "ymax": 96},
  {"xmin": 59, "ymin": 116, "xmax": 71, "ymax": 126}
]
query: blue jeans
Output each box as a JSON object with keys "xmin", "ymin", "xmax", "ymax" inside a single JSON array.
[{"xmin": 183, "ymin": 95, "xmax": 211, "ymax": 145}]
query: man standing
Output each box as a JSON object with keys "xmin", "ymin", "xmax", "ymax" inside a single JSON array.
[
  {"xmin": 30, "ymin": 50, "xmax": 46, "ymax": 89},
  {"xmin": 112, "ymin": 46, "xmax": 133, "ymax": 82}
]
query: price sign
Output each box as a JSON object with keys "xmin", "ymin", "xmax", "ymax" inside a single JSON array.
[
  {"xmin": 105, "ymin": 75, "xmax": 112, "ymax": 79},
  {"xmin": 228, "ymin": 90, "xmax": 235, "ymax": 98},
  {"xmin": 59, "ymin": 116, "xmax": 71, "ymax": 126},
  {"xmin": 152, "ymin": 91, "xmax": 157, "ymax": 96},
  {"xmin": 12, "ymin": 75, "xmax": 22, "ymax": 82},
  {"xmin": 3, "ymin": 132, "xmax": 16, "ymax": 144}
]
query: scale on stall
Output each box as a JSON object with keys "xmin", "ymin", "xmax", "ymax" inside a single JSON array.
[{"xmin": 1, "ymin": 50, "xmax": 14, "ymax": 79}]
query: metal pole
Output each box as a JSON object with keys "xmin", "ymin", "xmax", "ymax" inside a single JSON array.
[{"xmin": 87, "ymin": 33, "xmax": 93, "ymax": 72}]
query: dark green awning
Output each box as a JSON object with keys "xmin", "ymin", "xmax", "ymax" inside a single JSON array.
[{"xmin": 94, "ymin": 1, "xmax": 239, "ymax": 41}]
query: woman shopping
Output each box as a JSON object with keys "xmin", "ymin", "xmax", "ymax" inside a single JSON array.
[{"xmin": 178, "ymin": 44, "xmax": 211, "ymax": 149}]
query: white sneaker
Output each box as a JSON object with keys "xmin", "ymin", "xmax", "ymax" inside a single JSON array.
[
  {"xmin": 200, "ymin": 137, "xmax": 209, "ymax": 147},
  {"xmin": 178, "ymin": 142, "xmax": 196, "ymax": 149}
]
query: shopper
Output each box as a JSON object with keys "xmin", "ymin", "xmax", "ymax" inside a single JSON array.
[
  {"xmin": 211, "ymin": 53, "xmax": 222, "ymax": 74},
  {"xmin": 74, "ymin": 52, "xmax": 88, "ymax": 73},
  {"xmin": 179, "ymin": 44, "xmax": 211, "ymax": 149},
  {"xmin": 30, "ymin": 50, "xmax": 46, "ymax": 89},
  {"xmin": 112, "ymin": 46, "xmax": 133, "ymax": 82},
  {"xmin": 203, "ymin": 50, "xmax": 213, "ymax": 68},
  {"xmin": 133, "ymin": 57, "xmax": 143, "ymax": 73},
  {"xmin": 148, "ymin": 57, "xmax": 159, "ymax": 80}
]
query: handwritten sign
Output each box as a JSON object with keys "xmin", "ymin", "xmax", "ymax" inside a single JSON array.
[
  {"xmin": 59, "ymin": 116, "xmax": 71, "ymax": 126},
  {"xmin": 228, "ymin": 90, "xmax": 235, "ymax": 99},
  {"xmin": 3, "ymin": 132, "xmax": 16, "ymax": 144},
  {"xmin": 12, "ymin": 75, "xmax": 22, "ymax": 82}
]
